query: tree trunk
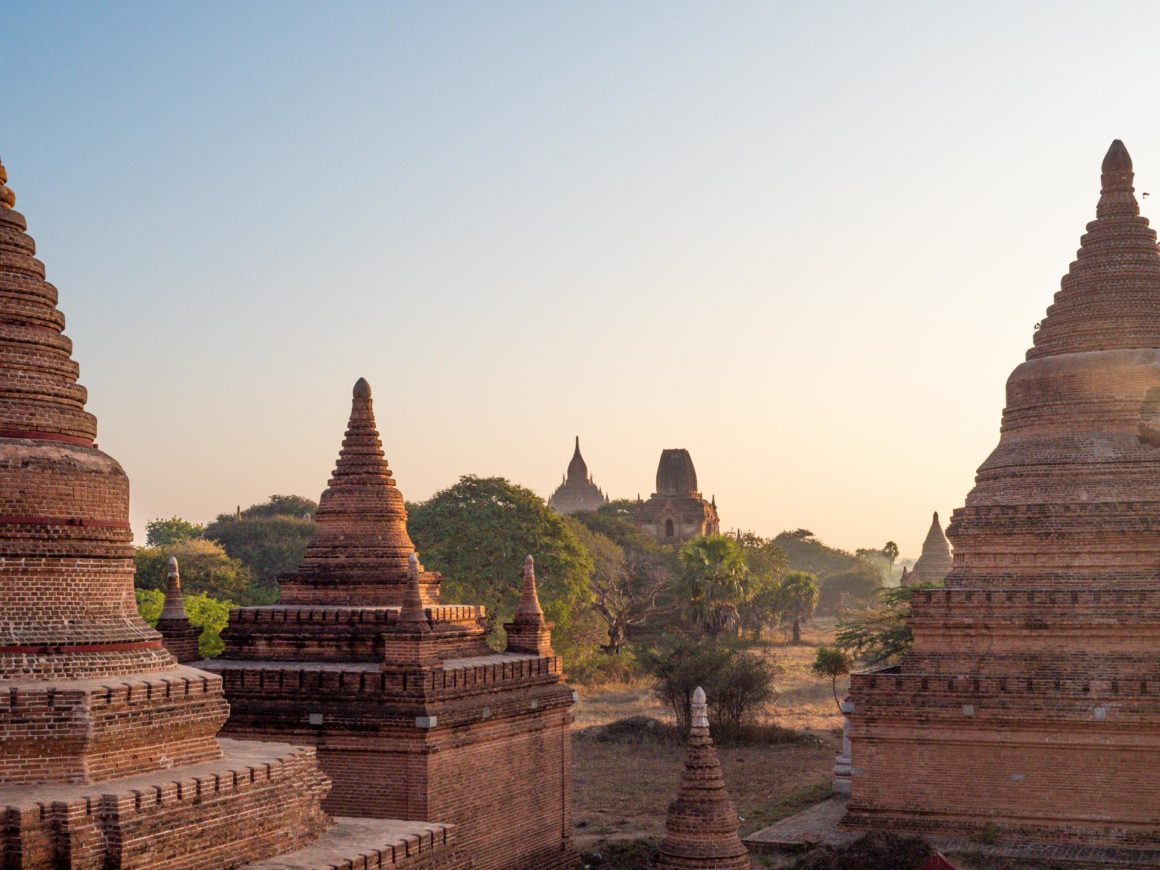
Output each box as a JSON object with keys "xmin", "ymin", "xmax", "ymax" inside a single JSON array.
[{"xmin": 792, "ymin": 617, "xmax": 802, "ymax": 644}]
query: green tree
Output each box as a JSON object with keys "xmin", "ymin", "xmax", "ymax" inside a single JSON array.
[
  {"xmin": 204, "ymin": 495, "xmax": 318, "ymax": 593},
  {"xmin": 145, "ymin": 516, "xmax": 205, "ymax": 548},
  {"xmin": 735, "ymin": 532, "xmax": 789, "ymax": 639},
  {"xmin": 134, "ymin": 538, "xmax": 254, "ymax": 603},
  {"xmin": 882, "ymin": 540, "xmax": 899, "ymax": 569},
  {"xmin": 135, "ymin": 588, "xmax": 234, "ymax": 658},
  {"xmin": 569, "ymin": 519, "xmax": 671, "ymax": 654},
  {"xmin": 674, "ymin": 534, "xmax": 749, "ymax": 641},
  {"xmin": 774, "ymin": 570, "xmax": 819, "ymax": 644},
  {"xmin": 407, "ymin": 476, "xmax": 593, "ymax": 655},
  {"xmin": 812, "ymin": 645, "xmax": 853, "ymax": 714},
  {"xmin": 835, "ymin": 583, "xmax": 940, "ymax": 666}
]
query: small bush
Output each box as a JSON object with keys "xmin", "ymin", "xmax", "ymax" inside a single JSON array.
[{"xmin": 641, "ymin": 636, "xmax": 778, "ymax": 736}]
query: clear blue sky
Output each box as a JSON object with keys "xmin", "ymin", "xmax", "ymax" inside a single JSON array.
[{"xmin": 5, "ymin": 1, "xmax": 1160, "ymax": 557}]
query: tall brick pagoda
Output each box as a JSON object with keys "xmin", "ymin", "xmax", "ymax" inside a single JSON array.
[
  {"xmin": 548, "ymin": 436, "xmax": 608, "ymax": 515},
  {"xmin": 657, "ymin": 687, "xmax": 751, "ymax": 869},
  {"xmin": 202, "ymin": 379, "xmax": 577, "ymax": 870},
  {"xmin": 846, "ymin": 141, "xmax": 1160, "ymax": 848},
  {"xmin": 636, "ymin": 448, "xmax": 720, "ymax": 543},
  {"xmin": 0, "ymin": 158, "xmax": 454, "ymax": 868},
  {"xmin": 900, "ymin": 512, "xmax": 951, "ymax": 587}
]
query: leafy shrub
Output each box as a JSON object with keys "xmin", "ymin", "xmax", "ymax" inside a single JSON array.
[
  {"xmin": 135, "ymin": 588, "xmax": 234, "ymax": 658},
  {"xmin": 641, "ymin": 637, "xmax": 778, "ymax": 736},
  {"xmin": 567, "ymin": 647, "xmax": 640, "ymax": 686}
]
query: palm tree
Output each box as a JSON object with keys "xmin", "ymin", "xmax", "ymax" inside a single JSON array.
[
  {"xmin": 674, "ymin": 534, "xmax": 748, "ymax": 641},
  {"xmin": 774, "ymin": 570, "xmax": 819, "ymax": 644}
]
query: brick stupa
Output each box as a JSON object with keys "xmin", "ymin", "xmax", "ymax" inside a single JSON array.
[
  {"xmin": 900, "ymin": 512, "xmax": 952, "ymax": 587},
  {"xmin": 0, "ymin": 158, "xmax": 452, "ymax": 868},
  {"xmin": 155, "ymin": 556, "xmax": 201, "ymax": 663},
  {"xmin": 657, "ymin": 687, "xmax": 751, "ymax": 869},
  {"xmin": 202, "ymin": 379, "xmax": 576, "ymax": 870},
  {"xmin": 547, "ymin": 436, "xmax": 608, "ymax": 515},
  {"xmin": 846, "ymin": 141, "xmax": 1160, "ymax": 848}
]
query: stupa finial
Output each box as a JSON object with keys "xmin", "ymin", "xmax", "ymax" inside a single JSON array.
[
  {"xmin": 396, "ymin": 552, "xmax": 430, "ymax": 632},
  {"xmin": 0, "ymin": 157, "xmax": 13, "ymax": 210},
  {"xmin": 159, "ymin": 556, "xmax": 189, "ymax": 621},
  {"xmin": 1103, "ymin": 139, "xmax": 1133, "ymax": 175},
  {"xmin": 516, "ymin": 555, "xmax": 544, "ymax": 619},
  {"xmin": 353, "ymin": 377, "xmax": 371, "ymax": 400},
  {"xmin": 691, "ymin": 686, "xmax": 709, "ymax": 729}
]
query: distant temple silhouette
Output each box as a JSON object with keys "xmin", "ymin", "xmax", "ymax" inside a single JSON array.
[
  {"xmin": 636, "ymin": 448, "xmax": 719, "ymax": 544},
  {"xmin": 547, "ymin": 436, "xmax": 608, "ymax": 514}
]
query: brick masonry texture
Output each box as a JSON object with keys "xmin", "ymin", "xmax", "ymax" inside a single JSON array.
[
  {"xmin": 202, "ymin": 380, "xmax": 577, "ymax": 870},
  {"xmin": 0, "ymin": 158, "xmax": 449, "ymax": 868},
  {"xmin": 846, "ymin": 141, "xmax": 1160, "ymax": 848}
]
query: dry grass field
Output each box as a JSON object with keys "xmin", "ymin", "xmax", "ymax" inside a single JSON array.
[{"xmin": 570, "ymin": 619, "xmax": 847, "ymax": 860}]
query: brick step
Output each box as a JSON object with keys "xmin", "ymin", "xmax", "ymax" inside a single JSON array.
[{"xmin": 240, "ymin": 817, "xmax": 457, "ymax": 870}]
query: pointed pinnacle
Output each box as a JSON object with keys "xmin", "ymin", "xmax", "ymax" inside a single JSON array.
[
  {"xmin": 167, "ymin": 556, "xmax": 180, "ymax": 587},
  {"xmin": 353, "ymin": 377, "xmax": 372, "ymax": 400},
  {"xmin": 516, "ymin": 555, "xmax": 545, "ymax": 619},
  {"xmin": 397, "ymin": 552, "xmax": 431, "ymax": 632},
  {"xmin": 691, "ymin": 686, "xmax": 709, "ymax": 730},
  {"xmin": 1103, "ymin": 139, "xmax": 1133, "ymax": 174}
]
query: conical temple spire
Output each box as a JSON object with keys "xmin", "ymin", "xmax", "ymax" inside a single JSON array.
[
  {"xmin": 505, "ymin": 555, "xmax": 554, "ymax": 655},
  {"xmin": 159, "ymin": 556, "xmax": 189, "ymax": 621},
  {"xmin": 155, "ymin": 556, "xmax": 201, "ymax": 663},
  {"xmin": 566, "ymin": 435, "xmax": 589, "ymax": 481},
  {"xmin": 1030, "ymin": 139, "xmax": 1160, "ymax": 358},
  {"xmin": 279, "ymin": 378, "xmax": 437, "ymax": 607},
  {"xmin": 656, "ymin": 686, "xmax": 750, "ymax": 869},
  {"xmin": 515, "ymin": 554, "xmax": 545, "ymax": 619},
  {"xmin": 396, "ymin": 553, "xmax": 431, "ymax": 633}
]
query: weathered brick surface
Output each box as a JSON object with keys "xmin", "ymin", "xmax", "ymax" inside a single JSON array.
[
  {"xmin": 847, "ymin": 141, "xmax": 1160, "ymax": 849},
  {"xmin": 206, "ymin": 380, "xmax": 577, "ymax": 870},
  {"xmin": 635, "ymin": 449, "xmax": 719, "ymax": 544},
  {"xmin": 0, "ymin": 161, "xmax": 431, "ymax": 868}
]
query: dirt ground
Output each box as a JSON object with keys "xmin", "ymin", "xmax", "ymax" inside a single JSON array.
[{"xmin": 570, "ymin": 619, "xmax": 846, "ymax": 855}]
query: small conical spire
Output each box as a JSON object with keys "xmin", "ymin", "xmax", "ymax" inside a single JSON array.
[
  {"xmin": 396, "ymin": 553, "xmax": 431, "ymax": 632},
  {"xmin": 515, "ymin": 555, "xmax": 545, "ymax": 620},
  {"xmin": 159, "ymin": 556, "xmax": 189, "ymax": 621},
  {"xmin": 0, "ymin": 157, "xmax": 14, "ymax": 210},
  {"xmin": 691, "ymin": 686, "xmax": 709, "ymax": 728},
  {"xmin": 657, "ymin": 686, "xmax": 750, "ymax": 869},
  {"xmin": 1098, "ymin": 139, "xmax": 1137, "ymax": 218}
]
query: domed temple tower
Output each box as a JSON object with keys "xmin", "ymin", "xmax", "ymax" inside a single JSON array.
[
  {"xmin": 901, "ymin": 512, "xmax": 952, "ymax": 586},
  {"xmin": 636, "ymin": 448, "xmax": 720, "ymax": 544},
  {"xmin": 846, "ymin": 141, "xmax": 1160, "ymax": 849},
  {"xmin": 0, "ymin": 159, "xmax": 453, "ymax": 868},
  {"xmin": 657, "ymin": 687, "xmax": 751, "ymax": 870},
  {"xmin": 547, "ymin": 436, "xmax": 607, "ymax": 514},
  {"xmin": 202, "ymin": 379, "xmax": 576, "ymax": 870}
]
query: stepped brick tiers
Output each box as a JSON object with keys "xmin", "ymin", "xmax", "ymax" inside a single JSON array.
[
  {"xmin": 657, "ymin": 687, "xmax": 751, "ymax": 870},
  {"xmin": 201, "ymin": 379, "xmax": 577, "ymax": 870},
  {"xmin": 155, "ymin": 556, "xmax": 201, "ymax": 663},
  {"xmin": 0, "ymin": 158, "xmax": 443, "ymax": 868},
  {"xmin": 635, "ymin": 448, "xmax": 720, "ymax": 544},
  {"xmin": 845, "ymin": 141, "xmax": 1160, "ymax": 852},
  {"xmin": 547, "ymin": 436, "xmax": 608, "ymax": 515},
  {"xmin": 900, "ymin": 512, "xmax": 952, "ymax": 587}
]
